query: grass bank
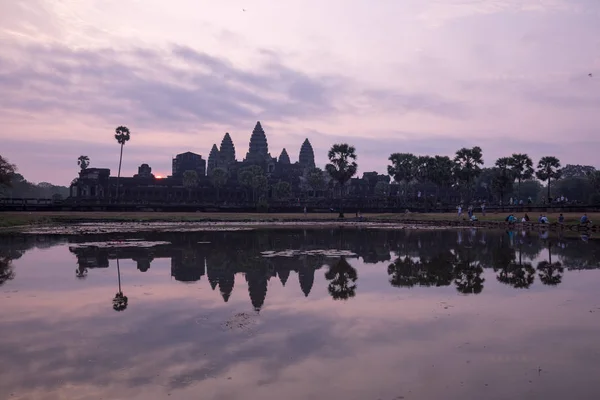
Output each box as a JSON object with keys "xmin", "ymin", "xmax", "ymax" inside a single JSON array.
[{"xmin": 0, "ymin": 210, "xmax": 596, "ymax": 230}]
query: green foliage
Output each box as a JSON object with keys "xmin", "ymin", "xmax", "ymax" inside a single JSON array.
[
  {"xmin": 387, "ymin": 153, "xmax": 417, "ymax": 184},
  {"xmin": 210, "ymin": 168, "xmax": 229, "ymax": 188},
  {"xmin": 252, "ymin": 175, "xmax": 268, "ymax": 194},
  {"xmin": 536, "ymin": 156, "xmax": 562, "ymax": 200},
  {"xmin": 374, "ymin": 181, "xmax": 390, "ymax": 197},
  {"xmin": 238, "ymin": 170, "xmax": 254, "ymax": 188},
  {"xmin": 430, "ymin": 156, "xmax": 454, "ymax": 188},
  {"xmin": 256, "ymin": 198, "xmax": 270, "ymax": 212},
  {"xmin": 77, "ymin": 155, "xmax": 90, "ymax": 171},
  {"xmin": 0, "ymin": 172, "xmax": 69, "ymax": 199},
  {"xmin": 326, "ymin": 144, "xmax": 358, "ymax": 186},
  {"xmin": 307, "ymin": 168, "xmax": 326, "ymax": 192},
  {"xmin": 453, "ymin": 147, "xmax": 484, "ymax": 186},
  {"xmin": 554, "ymin": 177, "xmax": 593, "ymax": 202},
  {"xmin": 114, "ymin": 126, "xmax": 131, "ymax": 145},
  {"xmin": 561, "ymin": 164, "xmax": 596, "ymax": 179},
  {"xmin": 0, "ymin": 155, "xmax": 17, "ymax": 188},
  {"xmin": 273, "ymin": 181, "xmax": 291, "ymax": 200},
  {"xmin": 182, "ymin": 170, "xmax": 199, "ymax": 190}
]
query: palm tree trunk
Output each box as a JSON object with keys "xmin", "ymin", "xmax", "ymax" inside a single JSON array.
[
  {"xmin": 116, "ymin": 256, "xmax": 122, "ymax": 294},
  {"xmin": 115, "ymin": 143, "xmax": 124, "ymax": 203},
  {"xmin": 547, "ymin": 178, "xmax": 551, "ymax": 202},
  {"xmin": 339, "ymin": 182, "xmax": 344, "ymax": 218}
]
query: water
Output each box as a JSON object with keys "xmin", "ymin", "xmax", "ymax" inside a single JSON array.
[{"xmin": 1, "ymin": 228, "xmax": 600, "ymax": 400}]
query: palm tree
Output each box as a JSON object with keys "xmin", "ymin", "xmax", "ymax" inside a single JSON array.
[
  {"xmin": 388, "ymin": 153, "xmax": 417, "ymax": 203},
  {"xmin": 537, "ymin": 241, "xmax": 563, "ymax": 286},
  {"xmin": 182, "ymin": 170, "xmax": 199, "ymax": 201},
  {"xmin": 509, "ymin": 153, "xmax": 534, "ymax": 200},
  {"xmin": 491, "ymin": 157, "xmax": 515, "ymax": 205},
  {"xmin": 453, "ymin": 147, "xmax": 484, "ymax": 203},
  {"xmin": 114, "ymin": 126, "xmax": 131, "ymax": 202},
  {"xmin": 535, "ymin": 156, "xmax": 562, "ymax": 202},
  {"xmin": 113, "ymin": 256, "xmax": 128, "ymax": 311},
  {"xmin": 325, "ymin": 257, "xmax": 358, "ymax": 300},
  {"xmin": 326, "ymin": 144, "xmax": 358, "ymax": 218},
  {"xmin": 210, "ymin": 167, "xmax": 228, "ymax": 203},
  {"xmin": 77, "ymin": 155, "xmax": 90, "ymax": 171}
]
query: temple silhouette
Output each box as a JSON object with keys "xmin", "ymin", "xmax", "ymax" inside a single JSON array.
[
  {"xmin": 52, "ymin": 228, "xmax": 600, "ymax": 309},
  {"xmin": 68, "ymin": 121, "xmax": 397, "ymax": 207},
  {"xmin": 69, "ymin": 121, "xmax": 333, "ymax": 204}
]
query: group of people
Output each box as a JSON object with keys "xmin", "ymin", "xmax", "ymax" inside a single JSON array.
[{"xmin": 504, "ymin": 213, "xmax": 593, "ymax": 226}]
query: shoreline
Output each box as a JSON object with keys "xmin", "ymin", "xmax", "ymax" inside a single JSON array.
[{"xmin": 1, "ymin": 211, "xmax": 597, "ymax": 235}]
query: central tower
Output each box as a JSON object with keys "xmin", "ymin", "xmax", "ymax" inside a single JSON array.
[{"xmin": 245, "ymin": 121, "xmax": 271, "ymax": 163}]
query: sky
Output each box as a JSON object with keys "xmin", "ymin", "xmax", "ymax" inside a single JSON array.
[{"xmin": 1, "ymin": 0, "xmax": 600, "ymax": 185}]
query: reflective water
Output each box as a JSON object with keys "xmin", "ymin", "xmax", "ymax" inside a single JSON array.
[{"xmin": 1, "ymin": 228, "xmax": 600, "ymax": 400}]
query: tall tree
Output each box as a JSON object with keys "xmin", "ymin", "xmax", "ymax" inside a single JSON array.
[
  {"xmin": 430, "ymin": 156, "xmax": 454, "ymax": 202},
  {"xmin": 453, "ymin": 147, "xmax": 484, "ymax": 201},
  {"xmin": 388, "ymin": 153, "xmax": 417, "ymax": 200},
  {"xmin": 509, "ymin": 153, "xmax": 534, "ymax": 199},
  {"xmin": 307, "ymin": 167, "xmax": 326, "ymax": 196},
  {"xmin": 114, "ymin": 126, "xmax": 131, "ymax": 202},
  {"xmin": 491, "ymin": 157, "xmax": 515, "ymax": 204},
  {"xmin": 273, "ymin": 181, "xmax": 291, "ymax": 200},
  {"xmin": 210, "ymin": 167, "xmax": 228, "ymax": 202},
  {"xmin": 326, "ymin": 144, "xmax": 358, "ymax": 218},
  {"xmin": 0, "ymin": 155, "xmax": 16, "ymax": 188},
  {"xmin": 182, "ymin": 170, "xmax": 199, "ymax": 200},
  {"xmin": 535, "ymin": 156, "xmax": 562, "ymax": 202},
  {"xmin": 77, "ymin": 155, "xmax": 90, "ymax": 171}
]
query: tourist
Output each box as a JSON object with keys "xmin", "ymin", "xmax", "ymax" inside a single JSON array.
[
  {"xmin": 303, "ymin": 206, "xmax": 307, "ymax": 216},
  {"xmin": 457, "ymin": 205, "xmax": 462, "ymax": 217},
  {"xmin": 481, "ymin": 202, "xmax": 486, "ymax": 216},
  {"xmin": 581, "ymin": 214, "xmax": 592, "ymax": 226},
  {"xmin": 471, "ymin": 214, "xmax": 478, "ymax": 222},
  {"xmin": 523, "ymin": 213, "xmax": 530, "ymax": 222},
  {"xmin": 506, "ymin": 214, "xmax": 517, "ymax": 224},
  {"xmin": 468, "ymin": 205, "xmax": 473, "ymax": 219},
  {"xmin": 539, "ymin": 215, "xmax": 549, "ymax": 224},
  {"xmin": 558, "ymin": 214, "xmax": 565, "ymax": 224}
]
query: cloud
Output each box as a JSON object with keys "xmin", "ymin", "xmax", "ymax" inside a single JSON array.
[{"xmin": 0, "ymin": 43, "xmax": 466, "ymax": 132}]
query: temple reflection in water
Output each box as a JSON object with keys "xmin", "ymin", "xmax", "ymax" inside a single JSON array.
[{"xmin": 0, "ymin": 229, "xmax": 593, "ymax": 311}]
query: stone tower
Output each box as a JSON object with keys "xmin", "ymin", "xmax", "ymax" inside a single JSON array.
[
  {"xmin": 299, "ymin": 138, "xmax": 315, "ymax": 169},
  {"xmin": 219, "ymin": 132, "xmax": 236, "ymax": 166},
  {"xmin": 278, "ymin": 148, "xmax": 291, "ymax": 165},
  {"xmin": 207, "ymin": 144, "xmax": 219, "ymax": 175},
  {"xmin": 245, "ymin": 121, "xmax": 270, "ymax": 163}
]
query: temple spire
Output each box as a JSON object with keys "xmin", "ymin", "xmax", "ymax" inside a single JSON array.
[
  {"xmin": 219, "ymin": 132, "xmax": 236, "ymax": 165},
  {"xmin": 207, "ymin": 144, "xmax": 219, "ymax": 175},
  {"xmin": 278, "ymin": 148, "xmax": 291, "ymax": 164},
  {"xmin": 299, "ymin": 138, "xmax": 315, "ymax": 169}
]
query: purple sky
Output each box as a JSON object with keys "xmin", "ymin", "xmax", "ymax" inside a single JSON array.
[{"xmin": 2, "ymin": 0, "xmax": 600, "ymax": 185}]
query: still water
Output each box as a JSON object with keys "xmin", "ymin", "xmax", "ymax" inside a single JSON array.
[{"xmin": 1, "ymin": 228, "xmax": 600, "ymax": 400}]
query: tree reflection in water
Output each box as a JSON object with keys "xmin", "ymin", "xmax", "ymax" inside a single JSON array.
[
  {"xmin": 537, "ymin": 241, "xmax": 564, "ymax": 286},
  {"xmin": 0, "ymin": 257, "xmax": 15, "ymax": 287},
  {"xmin": 112, "ymin": 256, "xmax": 128, "ymax": 312},
  {"xmin": 325, "ymin": 257, "xmax": 358, "ymax": 300},
  {"xmin": 0, "ymin": 228, "xmax": 595, "ymax": 310}
]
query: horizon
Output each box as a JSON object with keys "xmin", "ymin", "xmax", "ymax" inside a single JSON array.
[{"xmin": 2, "ymin": 0, "xmax": 600, "ymax": 186}]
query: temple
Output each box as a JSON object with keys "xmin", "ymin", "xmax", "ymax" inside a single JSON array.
[{"xmin": 70, "ymin": 121, "xmax": 331, "ymax": 205}]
